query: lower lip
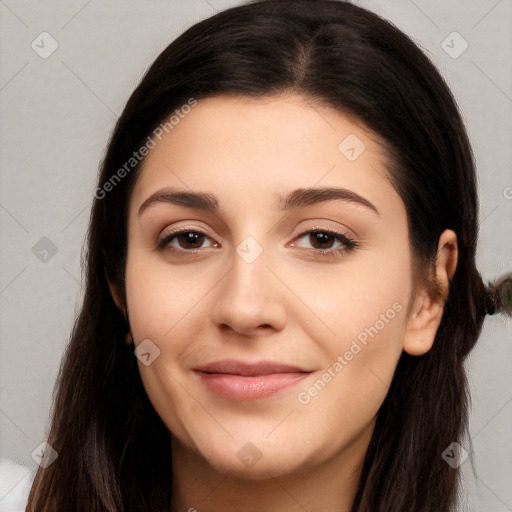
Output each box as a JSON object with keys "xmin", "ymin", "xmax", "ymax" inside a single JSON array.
[{"xmin": 196, "ymin": 371, "xmax": 310, "ymax": 400}]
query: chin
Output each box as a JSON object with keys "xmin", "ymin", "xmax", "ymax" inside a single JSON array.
[
  {"xmin": 207, "ymin": 453, "xmax": 305, "ymax": 481},
  {"xmin": 195, "ymin": 435, "xmax": 317, "ymax": 480}
]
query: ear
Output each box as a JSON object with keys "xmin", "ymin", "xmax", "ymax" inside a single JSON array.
[
  {"xmin": 104, "ymin": 267, "xmax": 125, "ymax": 314},
  {"xmin": 403, "ymin": 229, "xmax": 458, "ymax": 356}
]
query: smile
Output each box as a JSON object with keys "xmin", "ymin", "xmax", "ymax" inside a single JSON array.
[{"xmin": 193, "ymin": 360, "xmax": 313, "ymax": 400}]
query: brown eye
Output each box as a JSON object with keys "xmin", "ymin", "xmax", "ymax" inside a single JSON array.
[
  {"xmin": 309, "ymin": 231, "xmax": 336, "ymax": 249},
  {"xmin": 291, "ymin": 229, "xmax": 359, "ymax": 258},
  {"xmin": 176, "ymin": 231, "xmax": 206, "ymax": 249},
  {"xmin": 157, "ymin": 230, "xmax": 217, "ymax": 252}
]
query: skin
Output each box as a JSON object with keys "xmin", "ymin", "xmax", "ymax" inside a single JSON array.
[{"xmin": 108, "ymin": 93, "xmax": 458, "ymax": 512}]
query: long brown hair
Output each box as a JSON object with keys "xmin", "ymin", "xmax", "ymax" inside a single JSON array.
[{"xmin": 26, "ymin": 1, "xmax": 511, "ymax": 510}]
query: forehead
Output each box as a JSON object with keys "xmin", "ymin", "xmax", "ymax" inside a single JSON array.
[{"xmin": 129, "ymin": 93, "xmax": 399, "ymax": 217}]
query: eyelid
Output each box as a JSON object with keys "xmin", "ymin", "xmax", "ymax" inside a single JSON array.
[
  {"xmin": 290, "ymin": 224, "xmax": 356, "ymax": 242},
  {"xmin": 160, "ymin": 224, "xmax": 216, "ymax": 240}
]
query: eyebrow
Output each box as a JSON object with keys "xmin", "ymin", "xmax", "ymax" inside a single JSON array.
[{"xmin": 137, "ymin": 186, "xmax": 380, "ymax": 217}]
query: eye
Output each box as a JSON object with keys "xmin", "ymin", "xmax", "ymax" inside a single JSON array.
[
  {"xmin": 156, "ymin": 229, "xmax": 219, "ymax": 253},
  {"xmin": 155, "ymin": 227, "xmax": 358, "ymax": 258},
  {"xmin": 291, "ymin": 229, "xmax": 358, "ymax": 257}
]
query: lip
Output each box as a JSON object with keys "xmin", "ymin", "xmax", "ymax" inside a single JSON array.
[{"xmin": 193, "ymin": 359, "xmax": 312, "ymax": 401}]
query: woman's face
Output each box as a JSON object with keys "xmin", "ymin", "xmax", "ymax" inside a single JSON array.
[{"xmin": 123, "ymin": 93, "xmax": 414, "ymax": 478}]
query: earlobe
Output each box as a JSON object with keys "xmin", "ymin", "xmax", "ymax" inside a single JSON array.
[
  {"xmin": 403, "ymin": 229, "xmax": 458, "ymax": 356},
  {"xmin": 402, "ymin": 291, "xmax": 444, "ymax": 356}
]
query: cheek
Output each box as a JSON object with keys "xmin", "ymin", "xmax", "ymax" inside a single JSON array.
[
  {"xmin": 289, "ymin": 241, "xmax": 410, "ymax": 423},
  {"xmin": 281, "ymin": 240, "xmax": 412, "ymax": 357},
  {"xmin": 124, "ymin": 255, "xmax": 207, "ymax": 342},
  {"xmin": 124, "ymin": 258, "xmax": 207, "ymax": 442},
  {"xmin": 293, "ymin": 309, "xmax": 406, "ymax": 457}
]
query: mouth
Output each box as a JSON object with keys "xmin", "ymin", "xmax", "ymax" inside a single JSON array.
[{"xmin": 193, "ymin": 359, "xmax": 313, "ymax": 401}]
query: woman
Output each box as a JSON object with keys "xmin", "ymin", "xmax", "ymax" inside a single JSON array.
[{"xmin": 26, "ymin": 0, "xmax": 511, "ymax": 510}]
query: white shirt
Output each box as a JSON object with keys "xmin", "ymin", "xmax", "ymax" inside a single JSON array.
[{"xmin": 0, "ymin": 457, "xmax": 35, "ymax": 512}]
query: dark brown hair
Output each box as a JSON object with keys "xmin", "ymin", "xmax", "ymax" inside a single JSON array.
[{"xmin": 26, "ymin": 1, "xmax": 511, "ymax": 510}]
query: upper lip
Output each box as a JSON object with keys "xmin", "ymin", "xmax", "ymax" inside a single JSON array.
[{"xmin": 194, "ymin": 359, "xmax": 312, "ymax": 376}]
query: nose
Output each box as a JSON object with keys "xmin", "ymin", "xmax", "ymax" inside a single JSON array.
[{"xmin": 210, "ymin": 244, "xmax": 287, "ymax": 336}]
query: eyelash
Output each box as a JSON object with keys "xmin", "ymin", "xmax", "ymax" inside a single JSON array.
[
  {"xmin": 155, "ymin": 228, "xmax": 359, "ymax": 258},
  {"xmin": 290, "ymin": 228, "xmax": 359, "ymax": 258}
]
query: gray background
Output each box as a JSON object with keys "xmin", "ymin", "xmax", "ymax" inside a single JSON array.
[{"xmin": 0, "ymin": 0, "xmax": 511, "ymax": 510}]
